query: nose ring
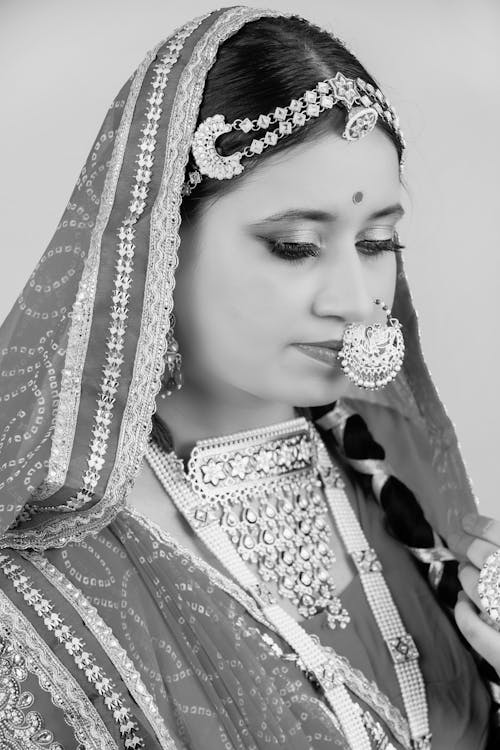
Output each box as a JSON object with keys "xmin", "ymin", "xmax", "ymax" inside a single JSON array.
[{"xmin": 338, "ymin": 299, "xmax": 405, "ymax": 390}]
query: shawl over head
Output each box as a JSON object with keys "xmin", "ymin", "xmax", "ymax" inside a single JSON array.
[{"xmin": 0, "ymin": 6, "xmax": 477, "ymax": 550}]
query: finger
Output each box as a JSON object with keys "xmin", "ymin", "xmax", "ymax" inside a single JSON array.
[
  {"xmin": 464, "ymin": 538, "xmax": 499, "ymax": 570},
  {"xmin": 447, "ymin": 531, "xmax": 498, "ymax": 569},
  {"xmin": 447, "ymin": 531, "xmax": 477, "ymax": 561},
  {"xmin": 457, "ymin": 563, "xmax": 481, "ymax": 610},
  {"xmin": 454, "ymin": 592, "xmax": 500, "ymax": 674},
  {"xmin": 462, "ymin": 514, "xmax": 500, "ymax": 545}
]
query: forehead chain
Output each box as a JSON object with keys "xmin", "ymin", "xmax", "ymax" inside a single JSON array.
[{"xmin": 184, "ymin": 72, "xmax": 405, "ymax": 193}]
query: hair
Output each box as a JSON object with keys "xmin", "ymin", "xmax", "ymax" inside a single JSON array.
[{"xmin": 180, "ymin": 14, "xmax": 403, "ymax": 223}]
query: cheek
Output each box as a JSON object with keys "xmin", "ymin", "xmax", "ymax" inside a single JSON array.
[
  {"xmin": 194, "ymin": 253, "xmax": 301, "ymax": 348},
  {"xmin": 388, "ymin": 256, "xmax": 398, "ymax": 305},
  {"xmin": 371, "ymin": 253, "xmax": 398, "ymax": 308}
]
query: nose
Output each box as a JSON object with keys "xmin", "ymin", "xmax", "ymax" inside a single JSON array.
[{"xmin": 312, "ymin": 242, "xmax": 374, "ymax": 322}]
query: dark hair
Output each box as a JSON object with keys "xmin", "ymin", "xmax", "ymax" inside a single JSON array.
[{"xmin": 181, "ymin": 14, "xmax": 403, "ymax": 222}]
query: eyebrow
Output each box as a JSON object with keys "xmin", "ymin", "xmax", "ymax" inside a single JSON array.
[{"xmin": 251, "ymin": 203, "xmax": 405, "ymax": 226}]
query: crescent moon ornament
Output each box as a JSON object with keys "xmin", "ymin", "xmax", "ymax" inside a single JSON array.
[{"xmin": 191, "ymin": 114, "xmax": 245, "ymax": 180}]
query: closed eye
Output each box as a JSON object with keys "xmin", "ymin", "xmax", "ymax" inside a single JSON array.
[
  {"xmin": 356, "ymin": 237, "xmax": 405, "ymax": 258},
  {"xmin": 266, "ymin": 240, "xmax": 320, "ymax": 264},
  {"xmin": 265, "ymin": 237, "xmax": 404, "ymax": 264}
]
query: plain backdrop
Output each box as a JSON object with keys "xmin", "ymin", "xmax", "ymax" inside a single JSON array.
[{"xmin": 1, "ymin": 0, "xmax": 499, "ymax": 517}]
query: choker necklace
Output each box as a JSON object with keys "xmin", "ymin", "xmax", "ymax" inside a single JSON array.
[
  {"xmin": 145, "ymin": 416, "xmax": 431, "ymax": 750},
  {"xmin": 186, "ymin": 418, "xmax": 350, "ymax": 629}
]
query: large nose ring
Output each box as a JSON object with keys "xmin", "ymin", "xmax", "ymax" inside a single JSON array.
[{"xmin": 338, "ymin": 299, "xmax": 405, "ymax": 390}]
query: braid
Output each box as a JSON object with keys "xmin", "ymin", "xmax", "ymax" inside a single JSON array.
[
  {"xmin": 314, "ymin": 401, "xmax": 500, "ymax": 743},
  {"xmin": 315, "ymin": 401, "xmax": 460, "ymax": 607}
]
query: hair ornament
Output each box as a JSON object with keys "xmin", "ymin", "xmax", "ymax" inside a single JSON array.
[{"xmin": 184, "ymin": 72, "xmax": 404, "ymax": 193}]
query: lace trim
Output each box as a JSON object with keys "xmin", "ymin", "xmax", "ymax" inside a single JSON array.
[
  {"xmin": 56, "ymin": 19, "xmax": 205, "ymax": 517},
  {"xmin": 127, "ymin": 507, "xmax": 270, "ymax": 626},
  {"xmin": 0, "ymin": 554, "xmax": 145, "ymax": 748},
  {"xmin": 24, "ymin": 551, "xmax": 179, "ymax": 750},
  {"xmin": 321, "ymin": 648, "xmax": 409, "ymax": 748},
  {"xmin": 244, "ymin": 621, "xmax": 409, "ymax": 749},
  {"xmin": 119, "ymin": 6, "xmax": 282, "ymax": 548},
  {"xmin": 3, "ymin": 7, "xmax": 287, "ymax": 551},
  {"xmin": 41, "ymin": 39, "xmax": 166, "ymax": 500},
  {"xmin": 125, "ymin": 508, "xmax": 410, "ymax": 747},
  {"xmin": 0, "ymin": 589, "xmax": 118, "ymax": 749},
  {"xmin": 8, "ymin": 18, "xmax": 207, "ymax": 553},
  {"xmin": 43, "ymin": 11, "xmax": 211, "ymax": 500}
]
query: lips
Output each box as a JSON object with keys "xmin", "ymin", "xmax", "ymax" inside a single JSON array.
[
  {"xmin": 293, "ymin": 342, "xmax": 343, "ymax": 367},
  {"xmin": 300, "ymin": 340, "xmax": 344, "ymax": 351}
]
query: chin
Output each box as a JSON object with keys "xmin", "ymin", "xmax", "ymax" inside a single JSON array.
[
  {"xmin": 295, "ymin": 391, "xmax": 347, "ymax": 408},
  {"xmin": 272, "ymin": 373, "xmax": 352, "ymax": 408}
]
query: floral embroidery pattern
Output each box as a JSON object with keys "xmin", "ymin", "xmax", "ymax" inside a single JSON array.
[
  {"xmin": 190, "ymin": 422, "xmax": 316, "ymax": 497},
  {"xmin": 16, "ymin": 18, "xmax": 206, "ymax": 531},
  {"xmin": 26, "ymin": 551, "xmax": 178, "ymax": 750},
  {"xmin": 0, "ymin": 590, "xmax": 117, "ymax": 748},
  {"xmin": 58, "ymin": 21, "xmax": 200, "ymax": 515},
  {"xmin": 0, "ymin": 554, "xmax": 144, "ymax": 748},
  {"xmin": 0, "ymin": 634, "xmax": 63, "ymax": 750}
]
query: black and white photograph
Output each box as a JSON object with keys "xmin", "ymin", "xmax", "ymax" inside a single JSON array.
[{"xmin": 0, "ymin": 1, "xmax": 499, "ymax": 747}]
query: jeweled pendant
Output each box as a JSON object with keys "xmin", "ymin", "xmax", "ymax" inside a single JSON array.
[
  {"xmin": 187, "ymin": 417, "xmax": 351, "ymax": 631},
  {"xmin": 326, "ymin": 598, "xmax": 351, "ymax": 629},
  {"xmin": 339, "ymin": 318, "xmax": 404, "ymax": 390}
]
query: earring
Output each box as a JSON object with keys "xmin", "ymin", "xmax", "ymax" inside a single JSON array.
[
  {"xmin": 160, "ymin": 314, "xmax": 183, "ymax": 399},
  {"xmin": 338, "ymin": 299, "xmax": 404, "ymax": 390}
]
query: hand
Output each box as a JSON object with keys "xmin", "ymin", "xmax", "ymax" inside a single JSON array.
[{"xmin": 448, "ymin": 513, "xmax": 500, "ymax": 677}]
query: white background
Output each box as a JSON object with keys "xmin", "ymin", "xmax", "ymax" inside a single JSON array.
[{"xmin": 1, "ymin": 0, "xmax": 499, "ymax": 516}]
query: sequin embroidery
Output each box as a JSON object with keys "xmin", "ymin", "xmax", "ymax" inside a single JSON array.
[{"xmin": 0, "ymin": 554, "xmax": 145, "ymax": 748}]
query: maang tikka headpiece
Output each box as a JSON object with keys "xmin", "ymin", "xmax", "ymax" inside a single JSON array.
[{"xmin": 183, "ymin": 71, "xmax": 405, "ymax": 194}]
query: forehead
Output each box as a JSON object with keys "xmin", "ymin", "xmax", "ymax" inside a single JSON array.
[{"xmin": 211, "ymin": 128, "xmax": 401, "ymax": 221}]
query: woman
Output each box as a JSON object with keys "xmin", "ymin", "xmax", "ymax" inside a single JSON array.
[{"xmin": 0, "ymin": 6, "xmax": 499, "ymax": 749}]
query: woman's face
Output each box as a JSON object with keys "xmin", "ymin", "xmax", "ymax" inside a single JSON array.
[{"xmin": 174, "ymin": 127, "xmax": 403, "ymax": 408}]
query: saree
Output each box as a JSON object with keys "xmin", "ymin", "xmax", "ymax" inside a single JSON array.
[
  {"xmin": 0, "ymin": 6, "xmax": 495, "ymax": 749},
  {"xmin": 0, "ymin": 492, "xmax": 491, "ymax": 748}
]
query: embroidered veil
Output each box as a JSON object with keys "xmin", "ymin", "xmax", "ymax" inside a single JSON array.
[{"xmin": 0, "ymin": 6, "xmax": 477, "ymax": 553}]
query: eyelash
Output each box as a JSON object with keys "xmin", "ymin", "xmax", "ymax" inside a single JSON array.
[{"xmin": 267, "ymin": 238, "xmax": 405, "ymax": 265}]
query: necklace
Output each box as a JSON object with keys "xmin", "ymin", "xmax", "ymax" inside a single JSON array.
[
  {"xmin": 186, "ymin": 418, "xmax": 350, "ymax": 629},
  {"xmin": 145, "ymin": 416, "xmax": 431, "ymax": 750}
]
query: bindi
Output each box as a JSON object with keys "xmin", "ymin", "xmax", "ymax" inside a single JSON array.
[{"xmin": 352, "ymin": 191, "xmax": 364, "ymax": 204}]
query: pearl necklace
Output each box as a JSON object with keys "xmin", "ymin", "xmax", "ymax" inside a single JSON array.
[{"xmin": 145, "ymin": 417, "xmax": 431, "ymax": 750}]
